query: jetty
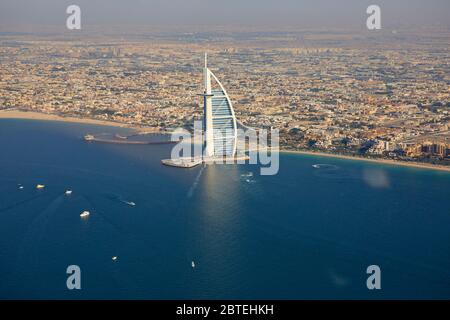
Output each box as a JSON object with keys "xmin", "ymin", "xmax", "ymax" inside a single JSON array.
[
  {"xmin": 84, "ymin": 134, "xmax": 177, "ymax": 145},
  {"xmin": 161, "ymin": 155, "xmax": 250, "ymax": 168},
  {"xmin": 161, "ymin": 157, "xmax": 203, "ymax": 168}
]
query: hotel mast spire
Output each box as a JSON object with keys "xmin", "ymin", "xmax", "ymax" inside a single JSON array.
[{"xmin": 202, "ymin": 52, "xmax": 214, "ymax": 157}]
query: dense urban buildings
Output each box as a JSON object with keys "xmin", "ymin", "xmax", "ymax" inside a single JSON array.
[{"xmin": 0, "ymin": 28, "xmax": 449, "ymax": 165}]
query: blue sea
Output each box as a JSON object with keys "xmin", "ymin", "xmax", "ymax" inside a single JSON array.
[{"xmin": 0, "ymin": 119, "xmax": 449, "ymax": 299}]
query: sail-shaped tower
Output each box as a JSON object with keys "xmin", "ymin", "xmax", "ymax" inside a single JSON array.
[{"xmin": 200, "ymin": 53, "xmax": 238, "ymax": 158}]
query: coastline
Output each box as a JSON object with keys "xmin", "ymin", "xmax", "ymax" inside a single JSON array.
[
  {"xmin": 0, "ymin": 110, "xmax": 156, "ymax": 133},
  {"xmin": 281, "ymin": 149, "xmax": 450, "ymax": 173},
  {"xmin": 1, "ymin": 110, "xmax": 449, "ymax": 173}
]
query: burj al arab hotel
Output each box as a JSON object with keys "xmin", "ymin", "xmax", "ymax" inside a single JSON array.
[
  {"xmin": 162, "ymin": 54, "xmax": 241, "ymax": 168},
  {"xmin": 200, "ymin": 53, "xmax": 238, "ymax": 159}
]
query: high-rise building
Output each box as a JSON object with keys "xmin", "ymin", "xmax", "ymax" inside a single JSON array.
[
  {"xmin": 200, "ymin": 53, "xmax": 237, "ymax": 158},
  {"xmin": 162, "ymin": 54, "xmax": 239, "ymax": 168}
]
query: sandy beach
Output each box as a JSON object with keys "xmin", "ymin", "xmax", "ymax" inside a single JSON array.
[
  {"xmin": 0, "ymin": 109, "xmax": 155, "ymax": 133},
  {"xmin": 282, "ymin": 150, "xmax": 450, "ymax": 173}
]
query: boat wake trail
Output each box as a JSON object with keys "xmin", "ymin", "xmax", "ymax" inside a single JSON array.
[
  {"xmin": 312, "ymin": 164, "xmax": 339, "ymax": 170},
  {"xmin": 119, "ymin": 199, "xmax": 136, "ymax": 207},
  {"xmin": 14, "ymin": 194, "xmax": 64, "ymax": 278},
  {"xmin": 102, "ymin": 193, "xmax": 136, "ymax": 207},
  {"xmin": 0, "ymin": 194, "xmax": 46, "ymax": 215},
  {"xmin": 187, "ymin": 165, "xmax": 205, "ymax": 198},
  {"xmin": 312, "ymin": 163, "xmax": 357, "ymax": 181}
]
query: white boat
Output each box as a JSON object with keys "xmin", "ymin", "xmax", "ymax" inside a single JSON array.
[
  {"xmin": 84, "ymin": 134, "xmax": 95, "ymax": 141},
  {"xmin": 36, "ymin": 184, "xmax": 45, "ymax": 189},
  {"xmin": 65, "ymin": 190, "xmax": 73, "ymax": 195},
  {"xmin": 80, "ymin": 211, "xmax": 90, "ymax": 218},
  {"xmin": 112, "ymin": 256, "xmax": 118, "ymax": 261},
  {"xmin": 191, "ymin": 261, "xmax": 196, "ymax": 268},
  {"xmin": 125, "ymin": 201, "xmax": 136, "ymax": 206},
  {"xmin": 18, "ymin": 185, "xmax": 24, "ymax": 190}
]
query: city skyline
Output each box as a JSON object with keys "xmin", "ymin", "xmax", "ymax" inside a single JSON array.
[{"xmin": 1, "ymin": 26, "xmax": 448, "ymax": 167}]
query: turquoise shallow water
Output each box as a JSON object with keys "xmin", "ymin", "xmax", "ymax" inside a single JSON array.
[{"xmin": 0, "ymin": 119, "xmax": 449, "ymax": 299}]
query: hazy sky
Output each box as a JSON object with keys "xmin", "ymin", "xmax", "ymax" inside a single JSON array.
[{"xmin": 0, "ymin": 0, "xmax": 449, "ymax": 31}]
